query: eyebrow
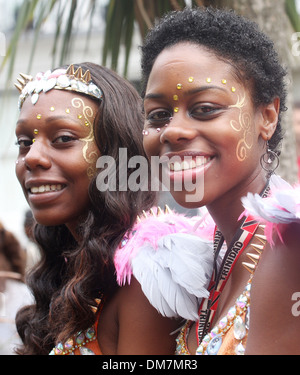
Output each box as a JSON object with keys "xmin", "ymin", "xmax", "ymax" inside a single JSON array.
[
  {"xmin": 144, "ymin": 85, "xmax": 227, "ymax": 100},
  {"xmin": 16, "ymin": 115, "xmax": 83, "ymax": 127},
  {"xmin": 45, "ymin": 115, "xmax": 83, "ymax": 126}
]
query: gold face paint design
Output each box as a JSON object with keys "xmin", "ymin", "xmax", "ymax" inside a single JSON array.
[
  {"xmin": 71, "ymin": 97, "xmax": 99, "ymax": 178},
  {"xmin": 229, "ymin": 93, "xmax": 253, "ymax": 162},
  {"xmin": 170, "ymin": 77, "xmax": 238, "ymax": 127}
]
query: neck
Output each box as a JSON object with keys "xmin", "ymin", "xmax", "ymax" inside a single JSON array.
[
  {"xmin": 66, "ymin": 217, "xmax": 85, "ymax": 243},
  {"xmin": 207, "ymin": 174, "xmax": 267, "ymax": 245}
]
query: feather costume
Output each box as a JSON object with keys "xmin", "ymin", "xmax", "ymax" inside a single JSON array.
[{"xmin": 114, "ymin": 209, "xmax": 215, "ymax": 321}]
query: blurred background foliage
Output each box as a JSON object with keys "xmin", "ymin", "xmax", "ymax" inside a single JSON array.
[{"xmin": 1, "ymin": 0, "xmax": 300, "ymax": 80}]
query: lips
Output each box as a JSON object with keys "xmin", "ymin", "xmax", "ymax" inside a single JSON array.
[
  {"xmin": 25, "ymin": 179, "xmax": 67, "ymax": 195},
  {"xmin": 29, "ymin": 184, "xmax": 65, "ymax": 194},
  {"xmin": 169, "ymin": 155, "xmax": 212, "ymax": 172}
]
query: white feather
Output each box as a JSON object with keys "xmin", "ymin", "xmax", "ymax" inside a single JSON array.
[
  {"xmin": 242, "ymin": 174, "xmax": 300, "ymax": 224},
  {"xmin": 131, "ymin": 233, "xmax": 214, "ymax": 321},
  {"xmin": 157, "ymin": 233, "xmax": 213, "ymax": 298}
]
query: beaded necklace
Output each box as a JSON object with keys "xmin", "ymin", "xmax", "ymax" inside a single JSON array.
[
  {"xmin": 196, "ymin": 215, "xmax": 258, "ymax": 344},
  {"xmin": 196, "ymin": 276, "xmax": 252, "ymax": 355},
  {"xmin": 196, "ymin": 184, "xmax": 270, "ymax": 345}
]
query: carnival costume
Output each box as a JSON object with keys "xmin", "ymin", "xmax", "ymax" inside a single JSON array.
[
  {"xmin": 48, "ymin": 174, "xmax": 299, "ymax": 355},
  {"xmin": 49, "ymin": 207, "xmax": 215, "ymax": 355},
  {"xmin": 16, "ymin": 66, "xmax": 298, "ymax": 356},
  {"xmin": 176, "ymin": 174, "xmax": 300, "ymax": 355}
]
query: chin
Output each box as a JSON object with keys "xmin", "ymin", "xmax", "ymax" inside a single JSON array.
[
  {"xmin": 34, "ymin": 217, "xmax": 65, "ymax": 227},
  {"xmin": 170, "ymin": 190, "xmax": 205, "ymax": 209},
  {"xmin": 31, "ymin": 210, "xmax": 67, "ymax": 227}
]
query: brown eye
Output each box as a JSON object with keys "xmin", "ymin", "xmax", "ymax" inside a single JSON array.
[
  {"xmin": 16, "ymin": 139, "xmax": 32, "ymax": 148},
  {"xmin": 146, "ymin": 110, "xmax": 172, "ymax": 125},
  {"xmin": 190, "ymin": 104, "xmax": 226, "ymax": 120},
  {"xmin": 54, "ymin": 135, "xmax": 76, "ymax": 143}
]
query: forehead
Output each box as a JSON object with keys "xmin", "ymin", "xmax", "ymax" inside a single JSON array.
[
  {"xmin": 148, "ymin": 43, "xmax": 236, "ymax": 86},
  {"xmin": 18, "ymin": 89, "xmax": 98, "ymax": 119}
]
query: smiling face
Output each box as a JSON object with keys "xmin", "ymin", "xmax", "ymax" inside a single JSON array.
[
  {"xmin": 143, "ymin": 43, "xmax": 270, "ymax": 209},
  {"xmin": 15, "ymin": 90, "xmax": 99, "ymax": 231}
]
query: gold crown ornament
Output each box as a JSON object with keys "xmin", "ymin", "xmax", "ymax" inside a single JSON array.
[{"xmin": 15, "ymin": 64, "xmax": 103, "ymax": 110}]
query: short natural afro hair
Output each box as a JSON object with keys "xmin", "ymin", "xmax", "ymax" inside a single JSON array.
[{"xmin": 140, "ymin": 7, "xmax": 287, "ymax": 153}]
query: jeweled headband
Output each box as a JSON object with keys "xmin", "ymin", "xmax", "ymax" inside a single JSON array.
[{"xmin": 15, "ymin": 64, "xmax": 103, "ymax": 110}]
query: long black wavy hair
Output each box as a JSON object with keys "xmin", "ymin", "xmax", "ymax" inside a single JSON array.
[
  {"xmin": 15, "ymin": 63, "xmax": 156, "ymax": 354},
  {"xmin": 140, "ymin": 7, "xmax": 287, "ymax": 154}
]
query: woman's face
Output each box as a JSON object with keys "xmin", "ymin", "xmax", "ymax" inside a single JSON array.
[
  {"xmin": 15, "ymin": 90, "xmax": 99, "ymax": 229},
  {"xmin": 143, "ymin": 43, "xmax": 267, "ymax": 208}
]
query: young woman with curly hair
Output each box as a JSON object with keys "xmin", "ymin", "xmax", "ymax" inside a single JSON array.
[{"xmin": 141, "ymin": 7, "xmax": 300, "ymax": 354}]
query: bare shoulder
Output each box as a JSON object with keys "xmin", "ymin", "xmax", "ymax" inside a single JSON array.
[
  {"xmin": 246, "ymin": 222, "xmax": 300, "ymax": 354},
  {"xmin": 116, "ymin": 276, "xmax": 181, "ymax": 354}
]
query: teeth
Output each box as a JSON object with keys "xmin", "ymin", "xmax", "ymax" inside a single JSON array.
[
  {"xmin": 30, "ymin": 184, "xmax": 63, "ymax": 194},
  {"xmin": 169, "ymin": 156, "xmax": 211, "ymax": 172}
]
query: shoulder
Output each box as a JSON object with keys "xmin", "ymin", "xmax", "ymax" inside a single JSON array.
[
  {"xmin": 242, "ymin": 175, "xmax": 300, "ymax": 354},
  {"xmin": 114, "ymin": 206, "xmax": 215, "ymax": 320},
  {"xmin": 246, "ymin": 224, "xmax": 300, "ymax": 354},
  {"xmin": 114, "ymin": 276, "xmax": 181, "ymax": 354}
]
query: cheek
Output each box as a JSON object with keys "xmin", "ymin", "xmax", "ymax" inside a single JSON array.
[
  {"xmin": 228, "ymin": 113, "xmax": 257, "ymax": 163},
  {"xmin": 143, "ymin": 133, "xmax": 160, "ymax": 159},
  {"xmin": 77, "ymin": 137, "xmax": 100, "ymax": 179},
  {"xmin": 70, "ymin": 169, "xmax": 91, "ymax": 208},
  {"xmin": 15, "ymin": 163, "xmax": 26, "ymax": 188}
]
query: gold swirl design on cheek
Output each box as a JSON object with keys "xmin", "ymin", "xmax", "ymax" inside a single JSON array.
[
  {"xmin": 229, "ymin": 93, "xmax": 253, "ymax": 162},
  {"xmin": 71, "ymin": 97, "xmax": 99, "ymax": 178}
]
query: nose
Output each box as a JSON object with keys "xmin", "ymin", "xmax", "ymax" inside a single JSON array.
[
  {"xmin": 160, "ymin": 115, "xmax": 198, "ymax": 145},
  {"xmin": 24, "ymin": 139, "xmax": 52, "ymax": 171}
]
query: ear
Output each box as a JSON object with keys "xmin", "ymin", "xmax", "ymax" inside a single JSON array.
[{"xmin": 259, "ymin": 97, "xmax": 280, "ymax": 141}]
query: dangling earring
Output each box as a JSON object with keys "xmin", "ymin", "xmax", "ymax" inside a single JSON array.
[{"xmin": 260, "ymin": 140, "xmax": 279, "ymax": 178}]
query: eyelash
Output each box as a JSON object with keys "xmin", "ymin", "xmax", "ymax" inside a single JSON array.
[
  {"xmin": 146, "ymin": 110, "xmax": 172, "ymax": 126},
  {"xmin": 15, "ymin": 135, "xmax": 77, "ymax": 149},
  {"xmin": 190, "ymin": 104, "xmax": 225, "ymax": 119},
  {"xmin": 54, "ymin": 135, "xmax": 76, "ymax": 144},
  {"xmin": 15, "ymin": 139, "xmax": 32, "ymax": 148},
  {"xmin": 145, "ymin": 104, "xmax": 225, "ymax": 126}
]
